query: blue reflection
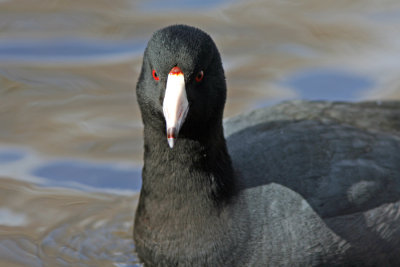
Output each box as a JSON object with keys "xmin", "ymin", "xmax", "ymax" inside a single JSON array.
[
  {"xmin": 139, "ymin": 0, "xmax": 226, "ymax": 10},
  {"xmin": 0, "ymin": 38, "xmax": 146, "ymax": 61},
  {"xmin": 32, "ymin": 160, "xmax": 141, "ymax": 192},
  {"xmin": 283, "ymin": 69, "xmax": 374, "ymax": 101},
  {"xmin": 0, "ymin": 150, "xmax": 25, "ymax": 164}
]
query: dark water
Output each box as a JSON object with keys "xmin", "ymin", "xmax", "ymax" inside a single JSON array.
[{"xmin": 1, "ymin": 0, "xmax": 400, "ymax": 266}]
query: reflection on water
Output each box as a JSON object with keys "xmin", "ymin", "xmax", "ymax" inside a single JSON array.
[
  {"xmin": 33, "ymin": 160, "xmax": 141, "ymax": 193},
  {"xmin": 0, "ymin": 146, "xmax": 141, "ymax": 195},
  {"xmin": 0, "ymin": 38, "xmax": 146, "ymax": 65},
  {"xmin": 0, "ymin": 149, "xmax": 25, "ymax": 163},
  {"xmin": 283, "ymin": 69, "xmax": 374, "ymax": 101},
  {"xmin": 0, "ymin": 178, "xmax": 140, "ymax": 266},
  {"xmin": 0, "ymin": 208, "xmax": 28, "ymax": 227},
  {"xmin": 138, "ymin": 0, "xmax": 226, "ymax": 11},
  {"xmin": 1, "ymin": 0, "xmax": 400, "ymax": 265}
]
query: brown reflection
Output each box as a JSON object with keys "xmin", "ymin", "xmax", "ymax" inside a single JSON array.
[
  {"xmin": 0, "ymin": 177, "xmax": 139, "ymax": 266},
  {"xmin": 0, "ymin": 62, "xmax": 142, "ymax": 162}
]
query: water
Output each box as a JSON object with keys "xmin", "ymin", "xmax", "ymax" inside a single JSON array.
[
  {"xmin": 0, "ymin": 38, "xmax": 146, "ymax": 65},
  {"xmin": 1, "ymin": 0, "xmax": 400, "ymax": 265},
  {"xmin": 282, "ymin": 69, "xmax": 374, "ymax": 101}
]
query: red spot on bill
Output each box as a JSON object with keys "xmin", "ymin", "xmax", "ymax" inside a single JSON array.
[{"xmin": 169, "ymin": 66, "xmax": 183, "ymax": 76}]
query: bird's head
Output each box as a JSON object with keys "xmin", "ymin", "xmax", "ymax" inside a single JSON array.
[{"xmin": 136, "ymin": 25, "xmax": 226, "ymax": 148}]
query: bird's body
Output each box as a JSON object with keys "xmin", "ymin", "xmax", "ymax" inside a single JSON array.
[{"xmin": 134, "ymin": 25, "xmax": 400, "ymax": 266}]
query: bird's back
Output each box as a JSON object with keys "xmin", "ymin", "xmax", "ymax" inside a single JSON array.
[{"xmin": 224, "ymin": 100, "xmax": 400, "ymax": 265}]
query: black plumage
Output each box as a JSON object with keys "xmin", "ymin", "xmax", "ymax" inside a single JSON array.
[{"xmin": 134, "ymin": 24, "xmax": 400, "ymax": 266}]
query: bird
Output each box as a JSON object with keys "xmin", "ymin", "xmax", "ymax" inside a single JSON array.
[{"xmin": 133, "ymin": 24, "xmax": 400, "ymax": 266}]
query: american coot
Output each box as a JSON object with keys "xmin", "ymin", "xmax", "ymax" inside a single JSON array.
[{"xmin": 134, "ymin": 24, "xmax": 400, "ymax": 266}]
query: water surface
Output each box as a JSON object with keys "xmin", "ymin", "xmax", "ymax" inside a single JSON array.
[{"xmin": 1, "ymin": 0, "xmax": 400, "ymax": 265}]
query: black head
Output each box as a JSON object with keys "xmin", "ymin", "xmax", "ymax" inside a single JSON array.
[{"xmin": 136, "ymin": 24, "xmax": 227, "ymax": 147}]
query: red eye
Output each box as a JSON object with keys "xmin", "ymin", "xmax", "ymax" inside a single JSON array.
[
  {"xmin": 195, "ymin": 70, "xmax": 204, "ymax": 82},
  {"xmin": 152, "ymin": 69, "xmax": 159, "ymax": 81}
]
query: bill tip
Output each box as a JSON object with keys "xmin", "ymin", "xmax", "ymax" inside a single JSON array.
[
  {"xmin": 168, "ymin": 138, "xmax": 175, "ymax": 148},
  {"xmin": 166, "ymin": 127, "xmax": 177, "ymax": 148}
]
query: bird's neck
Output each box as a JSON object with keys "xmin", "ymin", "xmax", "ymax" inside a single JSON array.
[
  {"xmin": 139, "ymin": 122, "xmax": 236, "ymax": 209},
  {"xmin": 134, "ymin": 122, "xmax": 238, "ymax": 263}
]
